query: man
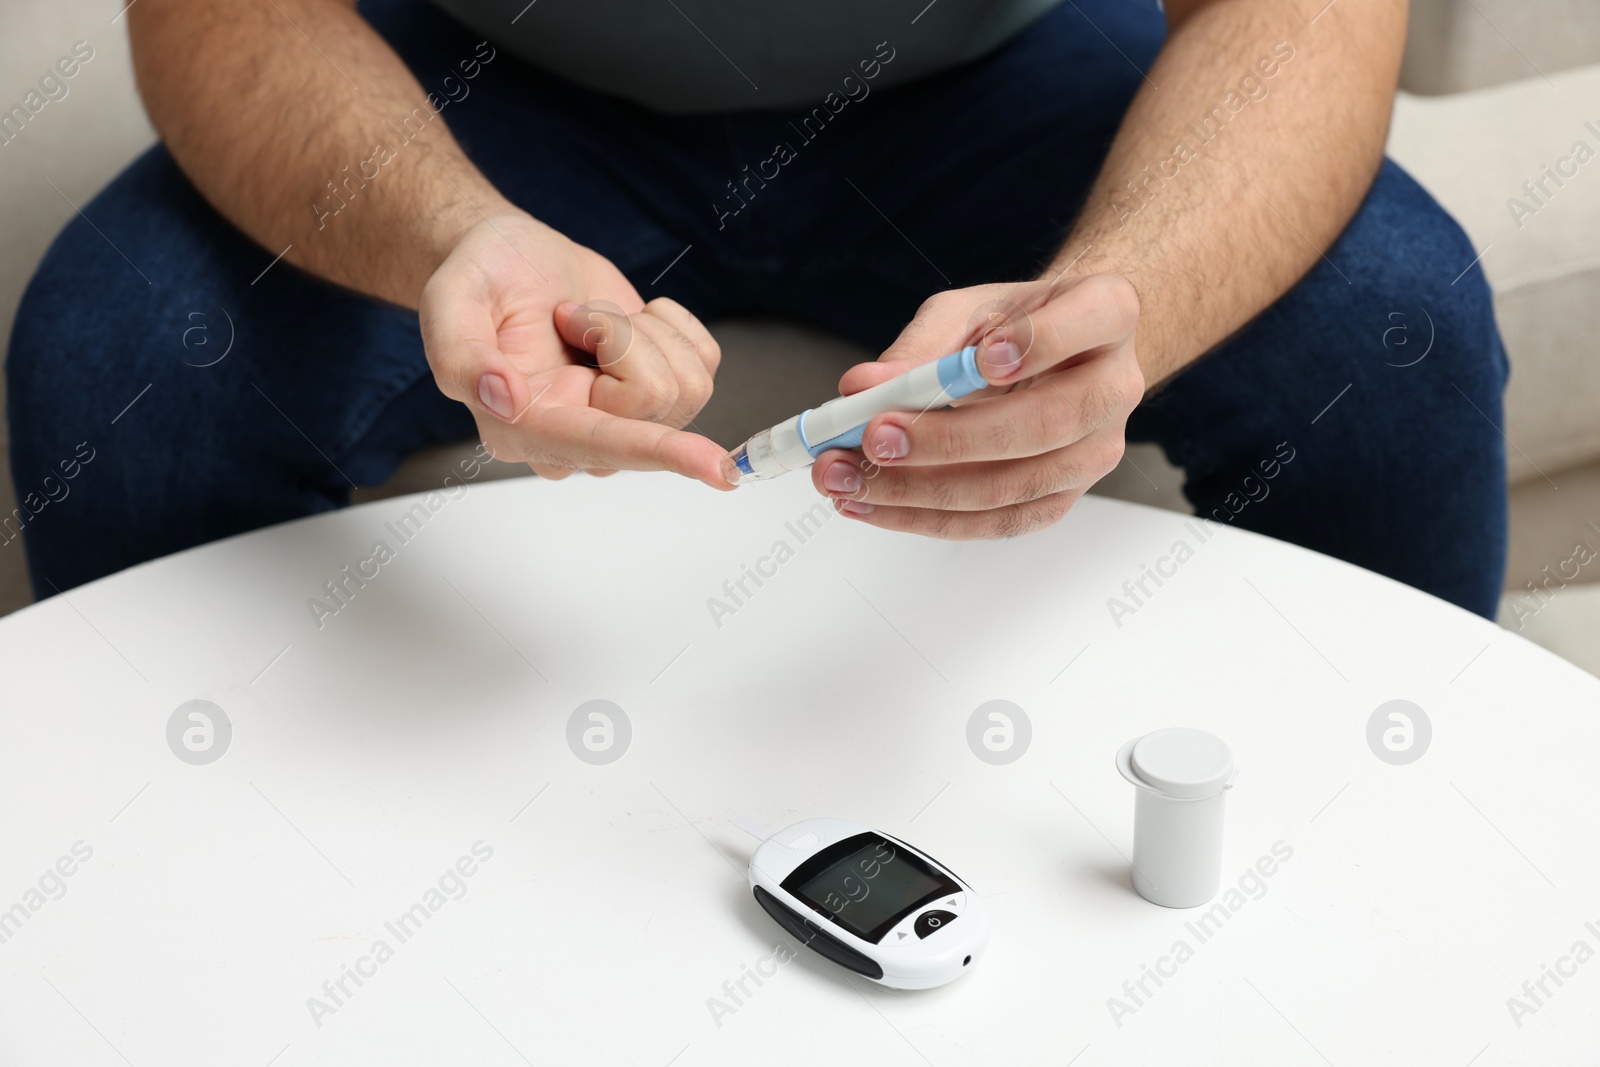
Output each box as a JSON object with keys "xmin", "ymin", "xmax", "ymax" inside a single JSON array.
[{"xmin": 7, "ymin": 0, "xmax": 1508, "ymax": 616}]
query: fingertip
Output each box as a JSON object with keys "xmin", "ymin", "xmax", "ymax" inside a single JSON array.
[
  {"xmin": 695, "ymin": 465, "xmax": 739, "ymax": 492},
  {"xmin": 862, "ymin": 415, "xmax": 910, "ymax": 464},
  {"xmin": 694, "ymin": 446, "xmax": 741, "ymax": 491},
  {"xmin": 977, "ymin": 331, "xmax": 1025, "ymax": 383},
  {"xmin": 866, "ymin": 411, "xmax": 909, "ymax": 433},
  {"xmin": 666, "ymin": 436, "xmax": 741, "ymax": 491},
  {"xmin": 554, "ymin": 301, "xmax": 602, "ymax": 355},
  {"xmin": 551, "ymin": 301, "xmax": 582, "ymax": 337},
  {"xmin": 808, "ymin": 455, "xmax": 831, "ymax": 495}
]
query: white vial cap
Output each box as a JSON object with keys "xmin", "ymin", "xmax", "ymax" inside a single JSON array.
[{"xmin": 1118, "ymin": 727, "xmax": 1235, "ymax": 799}]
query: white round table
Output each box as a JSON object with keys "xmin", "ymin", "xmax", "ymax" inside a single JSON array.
[{"xmin": 1, "ymin": 472, "xmax": 1596, "ymax": 1065}]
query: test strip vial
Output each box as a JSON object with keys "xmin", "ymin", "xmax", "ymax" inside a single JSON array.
[{"xmin": 1116, "ymin": 728, "xmax": 1236, "ymax": 909}]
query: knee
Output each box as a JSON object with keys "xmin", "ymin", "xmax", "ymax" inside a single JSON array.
[
  {"xmin": 7, "ymin": 230, "xmax": 153, "ymax": 497},
  {"xmin": 7, "ymin": 231, "xmax": 99, "ymax": 461},
  {"xmin": 7, "ymin": 147, "xmax": 239, "ymax": 578},
  {"xmin": 8, "ymin": 146, "xmax": 226, "ymax": 450},
  {"xmin": 1332, "ymin": 159, "xmax": 1507, "ymax": 401}
]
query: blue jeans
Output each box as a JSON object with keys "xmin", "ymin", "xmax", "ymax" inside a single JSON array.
[{"xmin": 6, "ymin": 0, "xmax": 1509, "ymax": 616}]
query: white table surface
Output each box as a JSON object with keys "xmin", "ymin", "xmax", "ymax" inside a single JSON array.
[{"xmin": 1, "ymin": 471, "xmax": 1596, "ymax": 1066}]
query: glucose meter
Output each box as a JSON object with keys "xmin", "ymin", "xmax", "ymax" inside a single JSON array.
[{"xmin": 748, "ymin": 818, "xmax": 989, "ymax": 989}]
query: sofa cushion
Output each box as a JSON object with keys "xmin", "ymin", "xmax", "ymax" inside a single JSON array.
[
  {"xmin": 1388, "ymin": 64, "xmax": 1600, "ymax": 482},
  {"xmin": 1403, "ymin": 0, "xmax": 1600, "ymax": 95}
]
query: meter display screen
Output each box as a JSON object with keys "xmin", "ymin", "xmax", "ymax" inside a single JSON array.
[{"xmin": 785, "ymin": 833, "xmax": 958, "ymax": 943}]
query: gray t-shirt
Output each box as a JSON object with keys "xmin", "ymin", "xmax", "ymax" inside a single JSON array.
[{"xmin": 429, "ymin": 0, "xmax": 1065, "ymax": 113}]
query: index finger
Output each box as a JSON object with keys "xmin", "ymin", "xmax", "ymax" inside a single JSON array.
[{"xmin": 518, "ymin": 402, "xmax": 737, "ymax": 490}]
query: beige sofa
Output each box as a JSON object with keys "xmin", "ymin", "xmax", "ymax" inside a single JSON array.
[{"xmin": 2, "ymin": 0, "xmax": 1597, "ymax": 666}]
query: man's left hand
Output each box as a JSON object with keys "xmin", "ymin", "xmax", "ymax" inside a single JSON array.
[{"xmin": 812, "ymin": 275, "xmax": 1145, "ymax": 538}]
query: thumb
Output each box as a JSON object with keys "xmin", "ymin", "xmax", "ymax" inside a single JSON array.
[
  {"xmin": 837, "ymin": 359, "xmax": 914, "ymax": 397},
  {"xmin": 836, "ymin": 296, "xmax": 967, "ymax": 397},
  {"xmin": 832, "ymin": 313, "xmax": 940, "ymax": 399},
  {"xmin": 420, "ymin": 271, "xmax": 537, "ymax": 425}
]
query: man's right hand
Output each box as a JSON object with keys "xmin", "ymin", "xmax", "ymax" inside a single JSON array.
[
  {"xmin": 132, "ymin": 0, "xmax": 734, "ymax": 488},
  {"xmin": 420, "ymin": 213, "xmax": 735, "ymax": 488}
]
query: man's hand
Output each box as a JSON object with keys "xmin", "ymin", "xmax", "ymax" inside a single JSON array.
[
  {"xmin": 134, "ymin": 0, "xmax": 735, "ymax": 489},
  {"xmin": 420, "ymin": 213, "xmax": 735, "ymax": 488},
  {"xmin": 812, "ymin": 276, "xmax": 1144, "ymax": 538}
]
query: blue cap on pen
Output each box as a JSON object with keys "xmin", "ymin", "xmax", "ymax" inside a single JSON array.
[{"xmin": 937, "ymin": 346, "xmax": 986, "ymax": 398}]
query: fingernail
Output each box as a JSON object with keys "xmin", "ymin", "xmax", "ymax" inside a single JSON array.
[
  {"xmin": 823, "ymin": 461, "xmax": 862, "ymax": 494},
  {"xmin": 867, "ymin": 425, "xmax": 909, "ymax": 461},
  {"xmin": 477, "ymin": 373, "xmax": 514, "ymax": 420},
  {"xmin": 981, "ymin": 335, "xmax": 1023, "ymax": 380},
  {"xmin": 719, "ymin": 455, "xmax": 742, "ymax": 486},
  {"xmin": 837, "ymin": 500, "xmax": 876, "ymax": 516}
]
